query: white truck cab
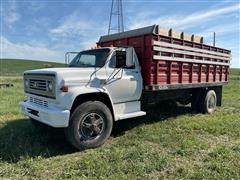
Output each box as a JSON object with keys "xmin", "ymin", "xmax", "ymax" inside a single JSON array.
[{"xmin": 20, "ymin": 47, "xmax": 146, "ymax": 149}]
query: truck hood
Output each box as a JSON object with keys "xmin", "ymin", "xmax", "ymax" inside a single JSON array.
[{"xmin": 24, "ymin": 67, "xmax": 107, "ymax": 85}]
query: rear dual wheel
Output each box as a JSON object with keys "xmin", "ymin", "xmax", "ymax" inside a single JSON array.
[
  {"xmin": 192, "ymin": 89, "xmax": 217, "ymax": 114},
  {"xmin": 65, "ymin": 101, "xmax": 113, "ymax": 150},
  {"xmin": 202, "ymin": 90, "xmax": 217, "ymax": 114}
]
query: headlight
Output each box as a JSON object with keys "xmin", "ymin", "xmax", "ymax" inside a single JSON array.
[
  {"xmin": 47, "ymin": 81, "xmax": 53, "ymax": 91},
  {"xmin": 24, "ymin": 79, "xmax": 29, "ymax": 87}
]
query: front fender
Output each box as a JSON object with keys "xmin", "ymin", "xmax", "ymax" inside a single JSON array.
[{"xmin": 58, "ymin": 85, "xmax": 116, "ymax": 118}]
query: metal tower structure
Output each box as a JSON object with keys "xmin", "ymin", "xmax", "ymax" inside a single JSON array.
[{"xmin": 108, "ymin": 0, "xmax": 124, "ymax": 35}]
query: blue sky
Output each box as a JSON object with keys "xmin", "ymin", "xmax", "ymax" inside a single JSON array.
[{"xmin": 1, "ymin": 0, "xmax": 240, "ymax": 68}]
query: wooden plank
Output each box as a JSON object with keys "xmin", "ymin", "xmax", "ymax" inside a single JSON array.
[
  {"xmin": 158, "ymin": 27, "xmax": 169, "ymax": 36},
  {"xmin": 153, "ymin": 41, "xmax": 231, "ymax": 58},
  {"xmin": 169, "ymin": 29, "xmax": 181, "ymax": 39},
  {"xmin": 181, "ymin": 32, "xmax": 192, "ymax": 42},
  {"xmin": 192, "ymin": 35, "xmax": 203, "ymax": 43},
  {"xmin": 153, "ymin": 46, "xmax": 230, "ymax": 61},
  {"xmin": 153, "ymin": 55, "xmax": 230, "ymax": 66}
]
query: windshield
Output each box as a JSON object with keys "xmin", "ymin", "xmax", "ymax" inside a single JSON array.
[{"xmin": 69, "ymin": 48, "xmax": 110, "ymax": 67}]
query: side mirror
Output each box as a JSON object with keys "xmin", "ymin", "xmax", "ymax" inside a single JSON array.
[
  {"xmin": 65, "ymin": 52, "xmax": 79, "ymax": 65},
  {"xmin": 115, "ymin": 51, "xmax": 126, "ymax": 68}
]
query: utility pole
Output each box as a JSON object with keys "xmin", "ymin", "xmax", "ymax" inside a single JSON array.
[
  {"xmin": 108, "ymin": 0, "xmax": 124, "ymax": 35},
  {"xmin": 213, "ymin": 32, "xmax": 216, "ymax": 47}
]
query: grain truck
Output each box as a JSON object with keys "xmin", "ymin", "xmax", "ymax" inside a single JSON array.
[{"xmin": 20, "ymin": 25, "xmax": 231, "ymax": 150}]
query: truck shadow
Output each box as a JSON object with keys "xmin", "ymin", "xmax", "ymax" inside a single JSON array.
[
  {"xmin": 0, "ymin": 103, "xmax": 191, "ymax": 163},
  {"xmin": 0, "ymin": 118, "xmax": 75, "ymax": 163},
  {"xmin": 112, "ymin": 102, "xmax": 192, "ymax": 137}
]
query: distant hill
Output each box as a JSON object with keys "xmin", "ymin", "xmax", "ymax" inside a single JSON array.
[
  {"xmin": 0, "ymin": 58, "xmax": 239, "ymax": 78},
  {"xmin": 0, "ymin": 59, "xmax": 65, "ymax": 76},
  {"xmin": 229, "ymin": 68, "xmax": 240, "ymax": 81}
]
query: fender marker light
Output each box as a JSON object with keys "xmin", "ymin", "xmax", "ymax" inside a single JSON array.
[{"xmin": 60, "ymin": 85, "xmax": 68, "ymax": 92}]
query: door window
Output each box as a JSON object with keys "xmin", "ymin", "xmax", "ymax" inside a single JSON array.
[{"xmin": 109, "ymin": 49, "xmax": 135, "ymax": 69}]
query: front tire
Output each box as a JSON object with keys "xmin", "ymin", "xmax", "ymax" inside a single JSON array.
[{"xmin": 65, "ymin": 101, "xmax": 113, "ymax": 150}]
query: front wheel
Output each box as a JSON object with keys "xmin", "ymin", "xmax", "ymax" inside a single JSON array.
[{"xmin": 65, "ymin": 101, "xmax": 113, "ymax": 150}]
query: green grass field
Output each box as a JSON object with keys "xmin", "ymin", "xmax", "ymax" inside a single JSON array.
[
  {"xmin": 0, "ymin": 59, "xmax": 239, "ymax": 179},
  {"xmin": 0, "ymin": 59, "xmax": 65, "ymax": 77}
]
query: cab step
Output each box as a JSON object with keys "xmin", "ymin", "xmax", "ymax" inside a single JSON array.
[{"xmin": 116, "ymin": 111, "xmax": 146, "ymax": 121}]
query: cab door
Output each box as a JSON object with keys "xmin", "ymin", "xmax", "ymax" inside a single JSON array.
[{"xmin": 104, "ymin": 48, "xmax": 143, "ymax": 104}]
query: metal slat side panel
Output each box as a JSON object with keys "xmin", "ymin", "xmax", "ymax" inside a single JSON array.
[
  {"xmin": 155, "ymin": 60, "xmax": 229, "ymax": 85},
  {"xmin": 153, "ymin": 41, "xmax": 231, "ymax": 58},
  {"xmin": 153, "ymin": 46, "xmax": 230, "ymax": 61},
  {"xmin": 153, "ymin": 55, "xmax": 230, "ymax": 66},
  {"xmin": 98, "ymin": 25, "xmax": 231, "ymax": 87},
  {"xmin": 152, "ymin": 36, "xmax": 230, "ymax": 86}
]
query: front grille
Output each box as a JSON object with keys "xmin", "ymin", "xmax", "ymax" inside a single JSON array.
[
  {"xmin": 24, "ymin": 73, "xmax": 56, "ymax": 99},
  {"xmin": 30, "ymin": 97, "xmax": 48, "ymax": 107},
  {"xmin": 29, "ymin": 79, "xmax": 47, "ymax": 91}
]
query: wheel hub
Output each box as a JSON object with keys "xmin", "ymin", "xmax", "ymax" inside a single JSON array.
[
  {"xmin": 208, "ymin": 95, "xmax": 216, "ymax": 109},
  {"xmin": 79, "ymin": 113, "xmax": 104, "ymax": 140}
]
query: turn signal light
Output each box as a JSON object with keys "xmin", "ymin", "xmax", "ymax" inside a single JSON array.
[{"xmin": 60, "ymin": 85, "xmax": 68, "ymax": 92}]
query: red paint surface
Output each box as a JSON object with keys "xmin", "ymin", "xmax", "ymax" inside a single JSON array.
[{"xmin": 98, "ymin": 34, "xmax": 230, "ymax": 87}]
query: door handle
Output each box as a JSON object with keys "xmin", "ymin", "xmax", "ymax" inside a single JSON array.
[{"xmin": 130, "ymin": 78, "xmax": 135, "ymax": 81}]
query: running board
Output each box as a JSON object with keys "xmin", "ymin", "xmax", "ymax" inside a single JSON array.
[{"xmin": 116, "ymin": 111, "xmax": 146, "ymax": 121}]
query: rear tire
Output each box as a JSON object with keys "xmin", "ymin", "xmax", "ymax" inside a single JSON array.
[
  {"xmin": 65, "ymin": 101, "xmax": 113, "ymax": 150},
  {"xmin": 202, "ymin": 90, "xmax": 217, "ymax": 114}
]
